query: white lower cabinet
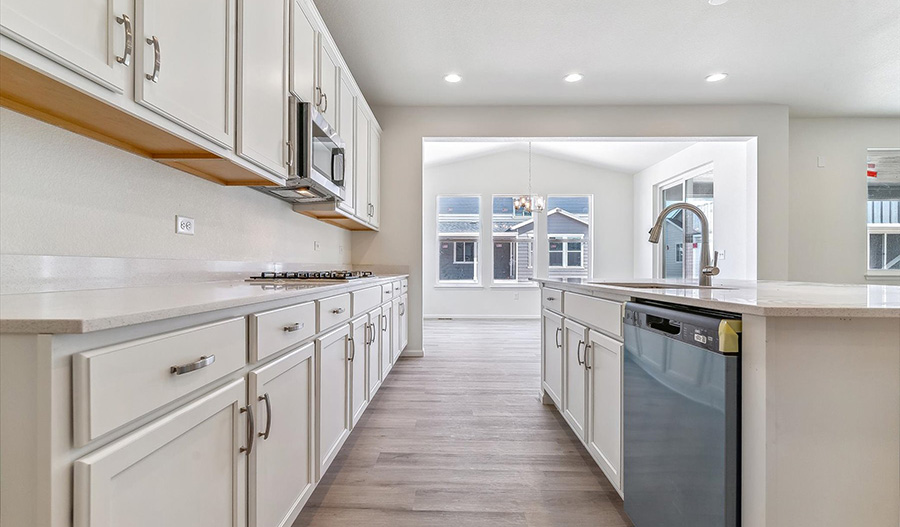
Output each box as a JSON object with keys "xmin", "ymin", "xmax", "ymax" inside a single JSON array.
[
  {"xmin": 248, "ymin": 343, "xmax": 315, "ymax": 527},
  {"xmin": 315, "ymin": 324, "xmax": 350, "ymax": 478},
  {"xmin": 541, "ymin": 308, "xmax": 563, "ymax": 408},
  {"xmin": 391, "ymin": 297, "xmax": 401, "ymax": 364},
  {"xmin": 349, "ymin": 315, "xmax": 369, "ymax": 427},
  {"xmin": 368, "ymin": 306, "xmax": 384, "ymax": 398},
  {"xmin": 381, "ymin": 301, "xmax": 394, "ymax": 379},
  {"xmin": 586, "ymin": 329, "xmax": 623, "ymax": 494},
  {"xmin": 562, "ymin": 318, "xmax": 589, "ymax": 440},
  {"xmin": 399, "ymin": 293, "xmax": 409, "ymax": 350},
  {"xmin": 74, "ymin": 379, "xmax": 248, "ymax": 527}
]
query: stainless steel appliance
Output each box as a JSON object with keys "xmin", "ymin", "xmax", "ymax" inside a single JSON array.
[
  {"xmin": 623, "ymin": 302, "xmax": 741, "ymax": 527},
  {"xmin": 251, "ymin": 97, "xmax": 345, "ymax": 203}
]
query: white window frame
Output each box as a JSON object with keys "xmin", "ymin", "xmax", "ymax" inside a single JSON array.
[
  {"xmin": 549, "ymin": 236, "xmax": 585, "ymax": 268},
  {"xmin": 453, "ymin": 241, "xmax": 476, "ymax": 263},
  {"xmin": 436, "ymin": 194, "xmax": 482, "ymax": 286},
  {"xmin": 490, "ymin": 194, "xmax": 537, "ymax": 287},
  {"xmin": 866, "ymin": 224, "xmax": 900, "ymax": 277},
  {"xmin": 653, "ymin": 163, "xmax": 714, "ymax": 280},
  {"xmin": 545, "ymin": 195, "xmax": 593, "ymax": 279}
]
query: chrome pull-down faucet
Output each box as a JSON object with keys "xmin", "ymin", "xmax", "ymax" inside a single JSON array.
[{"xmin": 648, "ymin": 202, "xmax": 720, "ymax": 287}]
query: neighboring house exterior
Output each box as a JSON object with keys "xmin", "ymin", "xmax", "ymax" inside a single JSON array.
[
  {"xmin": 504, "ymin": 208, "xmax": 590, "ymax": 280},
  {"xmin": 438, "ymin": 196, "xmax": 480, "ymax": 282}
]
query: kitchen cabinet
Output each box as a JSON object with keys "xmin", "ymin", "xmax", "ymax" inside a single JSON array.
[
  {"xmin": 337, "ymin": 72, "xmax": 356, "ymax": 216},
  {"xmin": 368, "ymin": 125, "xmax": 381, "ymax": 228},
  {"xmin": 368, "ymin": 306, "xmax": 383, "ymax": 398},
  {"xmin": 289, "ymin": 0, "xmax": 317, "ymax": 105},
  {"xmin": 562, "ymin": 318, "xmax": 588, "ymax": 440},
  {"xmin": 381, "ymin": 301, "xmax": 394, "ymax": 379},
  {"xmin": 237, "ymin": 0, "xmax": 288, "ymax": 177},
  {"xmin": 541, "ymin": 308, "xmax": 563, "ymax": 409},
  {"xmin": 399, "ymin": 293, "xmax": 409, "ymax": 351},
  {"xmin": 135, "ymin": 0, "xmax": 235, "ymax": 147},
  {"xmin": 317, "ymin": 36, "xmax": 339, "ymax": 125},
  {"xmin": 0, "ymin": 0, "xmax": 132, "ymax": 93},
  {"xmin": 349, "ymin": 315, "xmax": 369, "ymax": 427},
  {"xmin": 391, "ymin": 297, "xmax": 402, "ymax": 364},
  {"xmin": 586, "ymin": 329, "xmax": 623, "ymax": 493},
  {"xmin": 73, "ymin": 379, "xmax": 247, "ymax": 527},
  {"xmin": 315, "ymin": 324, "xmax": 350, "ymax": 477},
  {"xmin": 248, "ymin": 343, "xmax": 315, "ymax": 527},
  {"xmin": 354, "ymin": 102, "xmax": 370, "ymax": 222}
]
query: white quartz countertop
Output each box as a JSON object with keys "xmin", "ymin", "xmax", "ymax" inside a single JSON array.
[
  {"xmin": 0, "ymin": 275, "xmax": 408, "ymax": 334},
  {"xmin": 533, "ymin": 278, "xmax": 900, "ymax": 318}
]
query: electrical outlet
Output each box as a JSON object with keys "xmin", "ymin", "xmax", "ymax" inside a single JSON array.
[
  {"xmin": 718, "ymin": 250, "xmax": 726, "ymax": 260},
  {"xmin": 314, "ymin": 241, "xmax": 321, "ymax": 251},
  {"xmin": 513, "ymin": 293, "xmax": 520, "ymax": 301},
  {"xmin": 339, "ymin": 245, "xmax": 344, "ymax": 254},
  {"xmin": 817, "ymin": 156, "xmax": 826, "ymax": 168},
  {"xmin": 176, "ymin": 216, "xmax": 195, "ymax": 235}
]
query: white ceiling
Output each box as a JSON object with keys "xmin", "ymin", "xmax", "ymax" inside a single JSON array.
[
  {"xmin": 423, "ymin": 140, "xmax": 699, "ymax": 174},
  {"xmin": 312, "ymin": 0, "xmax": 900, "ymax": 117}
]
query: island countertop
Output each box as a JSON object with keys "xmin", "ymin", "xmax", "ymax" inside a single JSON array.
[
  {"xmin": 0, "ymin": 274, "xmax": 408, "ymax": 334},
  {"xmin": 532, "ymin": 277, "xmax": 900, "ymax": 318}
]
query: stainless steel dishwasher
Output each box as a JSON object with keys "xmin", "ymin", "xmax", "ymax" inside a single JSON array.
[{"xmin": 623, "ymin": 302, "xmax": 742, "ymax": 527}]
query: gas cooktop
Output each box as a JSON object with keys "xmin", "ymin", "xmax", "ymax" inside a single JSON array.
[{"xmin": 247, "ymin": 270, "xmax": 375, "ymax": 282}]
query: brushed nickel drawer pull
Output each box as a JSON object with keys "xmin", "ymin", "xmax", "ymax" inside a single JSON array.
[
  {"xmin": 240, "ymin": 404, "xmax": 255, "ymax": 455},
  {"xmin": 170, "ymin": 355, "xmax": 215, "ymax": 375},
  {"xmin": 555, "ymin": 327, "xmax": 562, "ymax": 348},
  {"xmin": 283, "ymin": 322, "xmax": 303, "ymax": 333},
  {"xmin": 258, "ymin": 393, "xmax": 272, "ymax": 440},
  {"xmin": 331, "ymin": 307, "xmax": 345, "ymax": 315},
  {"xmin": 382, "ymin": 314, "xmax": 388, "ymax": 331},
  {"xmin": 115, "ymin": 14, "xmax": 133, "ymax": 66},
  {"xmin": 145, "ymin": 35, "xmax": 160, "ymax": 82},
  {"xmin": 348, "ymin": 336, "xmax": 355, "ymax": 361}
]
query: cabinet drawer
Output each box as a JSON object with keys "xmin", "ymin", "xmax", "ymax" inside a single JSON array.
[
  {"xmin": 391, "ymin": 280, "xmax": 402, "ymax": 297},
  {"xmin": 542, "ymin": 288, "xmax": 563, "ymax": 313},
  {"xmin": 72, "ymin": 317, "xmax": 246, "ymax": 446},
  {"xmin": 352, "ymin": 286, "xmax": 382, "ymax": 316},
  {"xmin": 563, "ymin": 292, "xmax": 624, "ymax": 339},
  {"xmin": 250, "ymin": 301, "xmax": 316, "ymax": 362},
  {"xmin": 317, "ymin": 293, "xmax": 351, "ymax": 331},
  {"xmin": 381, "ymin": 283, "xmax": 393, "ymax": 300},
  {"xmin": 401, "ymin": 279, "xmax": 408, "ymax": 294}
]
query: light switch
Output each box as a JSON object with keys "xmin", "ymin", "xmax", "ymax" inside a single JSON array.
[{"xmin": 817, "ymin": 156, "xmax": 826, "ymax": 168}]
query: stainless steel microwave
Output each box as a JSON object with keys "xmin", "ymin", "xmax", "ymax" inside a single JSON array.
[{"xmin": 252, "ymin": 96, "xmax": 345, "ymax": 204}]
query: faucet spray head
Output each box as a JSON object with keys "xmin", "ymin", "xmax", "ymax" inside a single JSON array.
[{"xmin": 648, "ymin": 222, "xmax": 663, "ymax": 243}]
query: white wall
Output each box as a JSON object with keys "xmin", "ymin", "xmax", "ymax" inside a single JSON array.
[
  {"xmin": 423, "ymin": 148, "xmax": 633, "ymax": 318},
  {"xmin": 788, "ymin": 117, "xmax": 900, "ymax": 284},
  {"xmin": 352, "ymin": 104, "xmax": 789, "ymax": 353},
  {"xmin": 632, "ymin": 141, "xmax": 756, "ymax": 280},
  {"xmin": 0, "ymin": 109, "xmax": 351, "ymax": 264}
]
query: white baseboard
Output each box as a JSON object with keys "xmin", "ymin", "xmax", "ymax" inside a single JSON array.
[
  {"xmin": 424, "ymin": 314, "xmax": 540, "ymax": 320},
  {"xmin": 400, "ymin": 348, "xmax": 424, "ymax": 358}
]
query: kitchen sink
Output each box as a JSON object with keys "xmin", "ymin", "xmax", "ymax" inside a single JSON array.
[{"xmin": 589, "ymin": 281, "xmax": 736, "ymax": 290}]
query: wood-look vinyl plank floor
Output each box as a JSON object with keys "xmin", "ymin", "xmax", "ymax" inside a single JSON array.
[{"xmin": 293, "ymin": 319, "xmax": 632, "ymax": 527}]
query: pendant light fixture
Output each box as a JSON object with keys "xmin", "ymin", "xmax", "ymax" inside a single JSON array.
[{"xmin": 514, "ymin": 142, "xmax": 545, "ymax": 213}]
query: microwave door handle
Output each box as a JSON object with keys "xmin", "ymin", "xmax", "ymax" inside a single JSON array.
[{"xmin": 332, "ymin": 148, "xmax": 345, "ymax": 184}]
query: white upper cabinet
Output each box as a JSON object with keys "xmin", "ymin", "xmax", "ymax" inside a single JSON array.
[
  {"xmin": 317, "ymin": 36, "xmax": 339, "ymax": 125},
  {"xmin": 368, "ymin": 125, "xmax": 381, "ymax": 228},
  {"xmin": 0, "ymin": 0, "xmax": 132, "ymax": 93},
  {"xmin": 289, "ymin": 0, "xmax": 317, "ymax": 104},
  {"xmin": 355, "ymin": 103, "xmax": 370, "ymax": 221},
  {"xmin": 337, "ymin": 72, "xmax": 356, "ymax": 215},
  {"xmin": 237, "ymin": 0, "xmax": 288, "ymax": 177},
  {"xmin": 136, "ymin": 0, "xmax": 235, "ymax": 147}
]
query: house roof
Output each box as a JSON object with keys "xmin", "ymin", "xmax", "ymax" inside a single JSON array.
[
  {"xmin": 507, "ymin": 208, "xmax": 588, "ymax": 231},
  {"xmin": 438, "ymin": 220, "xmax": 480, "ymax": 234}
]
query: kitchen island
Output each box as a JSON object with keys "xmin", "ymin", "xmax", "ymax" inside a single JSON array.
[{"xmin": 535, "ymin": 277, "xmax": 900, "ymax": 527}]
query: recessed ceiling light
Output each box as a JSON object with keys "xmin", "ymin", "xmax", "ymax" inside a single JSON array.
[
  {"xmin": 708, "ymin": 0, "xmax": 728, "ymax": 4},
  {"xmin": 705, "ymin": 72, "xmax": 728, "ymax": 82},
  {"xmin": 443, "ymin": 73, "xmax": 462, "ymax": 83},
  {"xmin": 564, "ymin": 73, "xmax": 584, "ymax": 83}
]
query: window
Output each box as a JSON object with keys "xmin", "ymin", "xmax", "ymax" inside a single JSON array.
[
  {"xmin": 867, "ymin": 149, "xmax": 900, "ymax": 275},
  {"xmin": 658, "ymin": 169, "xmax": 714, "ymax": 280},
  {"xmin": 546, "ymin": 196, "xmax": 591, "ymax": 280},
  {"xmin": 437, "ymin": 195, "xmax": 480, "ymax": 283},
  {"xmin": 491, "ymin": 196, "xmax": 534, "ymax": 283}
]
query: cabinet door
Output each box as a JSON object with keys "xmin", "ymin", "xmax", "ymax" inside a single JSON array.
[
  {"xmin": 368, "ymin": 125, "xmax": 381, "ymax": 228},
  {"xmin": 337, "ymin": 73, "xmax": 356, "ymax": 215},
  {"xmin": 74, "ymin": 379, "xmax": 247, "ymax": 527},
  {"xmin": 391, "ymin": 297, "xmax": 401, "ymax": 364},
  {"xmin": 249, "ymin": 344, "xmax": 315, "ymax": 527},
  {"xmin": 354, "ymin": 103, "xmax": 370, "ymax": 222},
  {"xmin": 289, "ymin": 0, "xmax": 317, "ymax": 104},
  {"xmin": 542, "ymin": 309, "xmax": 564, "ymax": 408},
  {"xmin": 399, "ymin": 293, "xmax": 409, "ymax": 351},
  {"xmin": 381, "ymin": 302, "xmax": 393, "ymax": 379},
  {"xmin": 368, "ymin": 307, "xmax": 383, "ymax": 398},
  {"xmin": 136, "ymin": 0, "xmax": 234, "ymax": 146},
  {"xmin": 349, "ymin": 316, "xmax": 368, "ymax": 427},
  {"xmin": 0, "ymin": 0, "xmax": 131, "ymax": 92},
  {"xmin": 317, "ymin": 36, "xmax": 339, "ymax": 125},
  {"xmin": 237, "ymin": 0, "xmax": 288, "ymax": 177},
  {"xmin": 587, "ymin": 330, "xmax": 623, "ymax": 493},
  {"xmin": 563, "ymin": 319, "xmax": 588, "ymax": 440},
  {"xmin": 316, "ymin": 325, "xmax": 350, "ymax": 477}
]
